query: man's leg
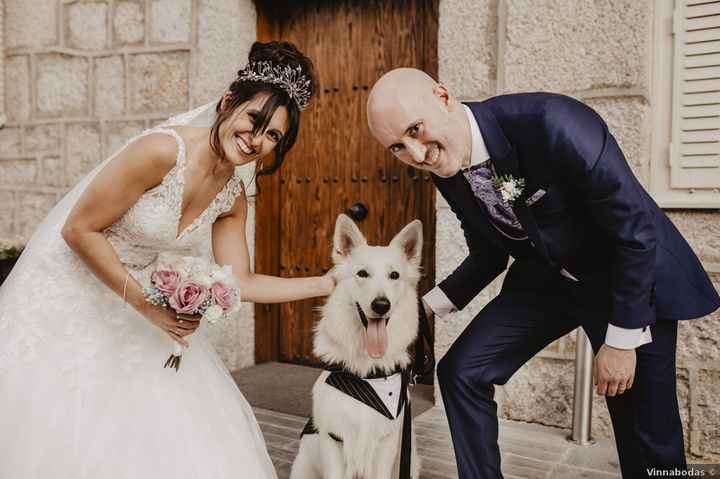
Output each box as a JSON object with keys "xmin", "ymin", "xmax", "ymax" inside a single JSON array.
[
  {"xmin": 437, "ymin": 290, "xmax": 578, "ymax": 479},
  {"xmin": 582, "ymin": 319, "xmax": 686, "ymax": 478}
]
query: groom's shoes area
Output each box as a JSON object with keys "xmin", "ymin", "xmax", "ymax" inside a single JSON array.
[{"xmin": 233, "ymin": 362, "xmax": 622, "ymax": 479}]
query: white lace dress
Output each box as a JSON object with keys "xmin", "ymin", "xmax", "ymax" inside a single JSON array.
[{"xmin": 0, "ymin": 127, "xmax": 278, "ymax": 479}]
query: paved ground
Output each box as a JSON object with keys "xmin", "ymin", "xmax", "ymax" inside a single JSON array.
[{"xmin": 252, "ymin": 404, "xmax": 621, "ymax": 479}]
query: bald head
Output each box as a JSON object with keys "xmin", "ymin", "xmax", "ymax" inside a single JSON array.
[{"xmin": 365, "ymin": 68, "xmax": 471, "ymax": 178}]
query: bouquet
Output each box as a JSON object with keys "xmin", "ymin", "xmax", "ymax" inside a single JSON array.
[{"xmin": 143, "ymin": 254, "xmax": 241, "ymax": 371}]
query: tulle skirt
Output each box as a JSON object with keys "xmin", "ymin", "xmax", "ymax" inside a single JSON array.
[{"xmin": 0, "ymin": 240, "xmax": 277, "ymax": 479}]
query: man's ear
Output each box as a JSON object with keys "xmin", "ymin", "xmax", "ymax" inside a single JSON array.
[{"xmin": 433, "ymin": 83, "xmax": 450, "ymax": 106}]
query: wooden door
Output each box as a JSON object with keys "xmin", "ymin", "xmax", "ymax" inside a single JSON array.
[{"xmin": 255, "ymin": 0, "xmax": 438, "ymax": 367}]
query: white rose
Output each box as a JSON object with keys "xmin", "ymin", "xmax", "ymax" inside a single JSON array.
[
  {"xmin": 197, "ymin": 274, "xmax": 214, "ymax": 288},
  {"xmin": 203, "ymin": 304, "xmax": 224, "ymax": 324},
  {"xmin": 500, "ymin": 189, "xmax": 512, "ymax": 202}
]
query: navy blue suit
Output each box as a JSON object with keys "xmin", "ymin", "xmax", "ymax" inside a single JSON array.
[{"xmin": 433, "ymin": 93, "xmax": 720, "ymax": 478}]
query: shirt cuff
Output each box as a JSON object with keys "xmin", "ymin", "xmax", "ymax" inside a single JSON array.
[
  {"xmin": 605, "ymin": 324, "xmax": 653, "ymax": 350},
  {"xmin": 422, "ymin": 286, "xmax": 457, "ymax": 318}
]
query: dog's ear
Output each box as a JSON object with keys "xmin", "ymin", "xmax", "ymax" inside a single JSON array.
[
  {"xmin": 333, "ymin": 214, "xmax": 367, "ymax": 262},
  {"xmin": 390, "ymin": 219, "xmax": 423, "ymax": 267}
]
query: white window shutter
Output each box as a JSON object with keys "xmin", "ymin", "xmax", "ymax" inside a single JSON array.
[{"xmin": 670, "ymin": 0, "xmax": 720, "ymax": 189}]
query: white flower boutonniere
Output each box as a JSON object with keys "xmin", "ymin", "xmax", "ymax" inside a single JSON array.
[{"xmin": 491, "ymin": 174, "xmax": 526, "ymax": 205}]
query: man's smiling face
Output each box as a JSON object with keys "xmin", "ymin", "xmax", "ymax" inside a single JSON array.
[{"xmin": 367, "ymin": 69, "xmax": 471, "ymax": 178}]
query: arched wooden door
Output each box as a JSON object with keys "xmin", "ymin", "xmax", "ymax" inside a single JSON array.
[{"xmin": 255, "ymin": 0, "xmax": 438, "ymax": 367}]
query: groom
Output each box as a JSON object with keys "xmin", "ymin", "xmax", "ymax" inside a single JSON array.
[{"xmin": 366, "ymin": 68, "xmax": 720, "ymax": 478}]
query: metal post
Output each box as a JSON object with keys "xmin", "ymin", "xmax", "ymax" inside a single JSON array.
[{"xmin": 569, "ymin": 328, "xmax": 595, "ymax": 445}]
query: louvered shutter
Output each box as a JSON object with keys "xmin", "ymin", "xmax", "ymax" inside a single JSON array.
[{"xmin": 670, "ymin": 0, "xmax": 720, "ymax": 189}]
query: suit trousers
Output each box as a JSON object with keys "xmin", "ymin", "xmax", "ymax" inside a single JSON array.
[{"xmin": 437, "ymin": 259, "xmax": 686, "ymax": 479}]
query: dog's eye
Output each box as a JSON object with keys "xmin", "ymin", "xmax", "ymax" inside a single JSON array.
[
  {"xmin": 357, "ymin": 269, "xmax": 369, "ymax": 278},
  {"xmin": 389, "ymin": 271, "xmax": 400, "ymax": 280}
]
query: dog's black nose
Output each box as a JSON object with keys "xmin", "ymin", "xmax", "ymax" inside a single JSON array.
[{"xmin": 371, "ymin": 297, "xmax": 391, "ymax": 316}]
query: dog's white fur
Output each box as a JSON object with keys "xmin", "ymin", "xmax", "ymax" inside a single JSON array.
[{"xmin": 290, "ymin": 215, "xmax": 423, "ymax": 479}]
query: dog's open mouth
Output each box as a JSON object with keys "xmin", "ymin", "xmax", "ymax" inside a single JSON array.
[{"xmin": 365, "ymin": 317, "xmax": 388, "ymax": 359}]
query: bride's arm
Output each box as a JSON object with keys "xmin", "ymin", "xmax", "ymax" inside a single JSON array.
[
  {"xmin": 61, "ymin": 133, "xmax": 198, "ymax": 344},
  {"xmin": 212, "ymin": 188, "xmax": 334, "ymax": 304}
]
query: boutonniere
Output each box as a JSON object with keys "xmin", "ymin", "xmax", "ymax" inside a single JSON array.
[{"xmin": 491, "ymin": 174, "xmax": 526, "ymax": 205}]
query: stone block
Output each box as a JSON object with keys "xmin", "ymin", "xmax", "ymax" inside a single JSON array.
[
  {"xmin": 113, "ymin": 0, "xmax": 145, "ymax": 45},
  {"xmin": 192, "ymin": 0, "xmax": 255, "ymax": 106},
  {"xmin": 104, "ymin": 121, "xmax": 145, "ymax": 157},
  {"xmin": 666, "ymin": 212, "xmax": 720, "ymax": 265},
  {"xmin": 694, "ymin": 369, "xmax": 720, "ymax": 457},
  {"xmin": 151, "ymin": 0, "xmax": 192, "ymax": 44},
  {"xmin": 94, "ymin": 56, "xmax": 125, "ymax": 117},
  {"xmin": 25, "ymin": 124, "xmax": 62, "ymax": 155},
  {"xmin": 5, "ymin": 56, "xmax": 31, "ymax": 122},
  {"xmin": 36, "ymin": 54, "xmax": 89, "ymax": 118},
  {"xmin": 0, "ymin": 158, "xmax": 37, "ymax": 185},
  {"xmin": 677, "ymin": 310, "xmax": 720, "ymax": 366},
  {"xmin": 0, "ymin": 128, "xmax": 22, "ymax": 158},
  {"xmin": 66, "ymin": 123, "xmax": 102, "ymax": 185},
  {"xmin": 5, "ymin": 0, "xmax": 58, "ymax": 49},
  {"xmin": 129, "ymin": 52, "xmax": 190, "ymax": 114},
  {"xmin": 0, "ymin": 191, "xmax": 15, "ymax": 235},
  {"xmin": 503, "ymin": 0, "xmax": 650, "ymax": 93},
  {"xmin": 439, "ymin": 0, "xmax": 497, "ymax": 98},
  {"xmin": 501, "ymin": 356, "xmax": 574, "ymax": 428},
  {"xmin": 585, "ymin": 96, "xmax": 650, "ymax": 186},
  {"xmin": 16, "ymin": 192, "xmax": 58, "ymax": 239},
  {"xmin": 39, "ymin": 156, "xmax": 64, "ymax": 187},
  {"xmin": 65, "ymin": 1, "xmax": 109, "ymax": 50}
]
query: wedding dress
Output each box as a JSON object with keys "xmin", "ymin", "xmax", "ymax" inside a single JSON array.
[{"xmin": 0, "ymin": 103, "xmax": 278, "ymax": 478}]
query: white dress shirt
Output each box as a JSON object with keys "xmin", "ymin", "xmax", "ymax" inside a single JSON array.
[{"xmin": 422, "ymin": 105, "xmax": 652, "ymax": 350}]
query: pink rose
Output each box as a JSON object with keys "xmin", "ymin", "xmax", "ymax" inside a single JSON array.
[
  {"xmin": 151, "ymin": 270, "xmax": 182, "ymax": 295},
  {"xmin": 210, "ymin": 282, "xmax": 235, "ymax": 311},
  {"xmin": 169, "ymin": 280, "xmax": 208, "ymax": 314}
]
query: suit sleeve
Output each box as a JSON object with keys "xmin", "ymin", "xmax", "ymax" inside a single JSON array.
[
  {"xmin": 543, "ymin": 96, "xmax": 657, "ymax": 329},
  {"xmin": 435, "ymin": 194, "xmax": 509, "ymax": 312}
]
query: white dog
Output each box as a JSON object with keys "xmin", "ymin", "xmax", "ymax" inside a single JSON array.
[{"xmin": 290, "ymin": 214, "xmax": 423, "ymax": 479}]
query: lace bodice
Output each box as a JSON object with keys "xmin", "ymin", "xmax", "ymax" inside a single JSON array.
[{"xmin": 103, "ymin": 128, "xmax": 245, "ymax": 271}]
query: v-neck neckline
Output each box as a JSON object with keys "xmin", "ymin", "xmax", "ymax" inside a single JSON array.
[{"xmin": 171, "ymin": 130, "xmax": 236, "ymax": 241}]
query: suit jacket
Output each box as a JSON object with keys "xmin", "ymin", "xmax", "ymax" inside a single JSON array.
[{"xmin": 433, "ymin": 93, "xmax": 720, "ymax": 329}]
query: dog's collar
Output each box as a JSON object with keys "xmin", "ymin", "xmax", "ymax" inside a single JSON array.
[{"xmin": 323, "ymin": 361, "xmax": 404, "ymax": 380}]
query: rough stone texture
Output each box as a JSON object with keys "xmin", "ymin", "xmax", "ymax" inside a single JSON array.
[
  {"xmin": 5, "ymin": 55, "xmax": 31, "ymax": 122},
  {"xmin": 151, "ymin": 0, "xmax": 192, "ymax": 44},
  {"xmin": 15, "ymin": 192, "xmax": 56, "ymax": 238},
  {"xmin": 0, "ymin": 158, "xmax": 36, "ymax": 185},
  {"xmin": 65, "ymin": 123, "xmax": 102, "ymax": 185},
  {"xmin": 94, "ymin": 56, "xmax": 125, "ymax": 117},
  {"xmin": 5, "ymin": 0, "xmax": 57, "ymax": 49},
  {"xmin": 0, "ymin": 127, "xmax": 22, "ymax": 157},
  {"xmin": 104, "ymin": 121, "xmax": 145, "ymax": 158},
  {"xmin": 666, "ymin": 211, "xmax": 720, "ymax": 265},
  {"xmin": 113, "ymin": 0, "xmax": 145, "ymax": 45},
  {"xmin": 438, "ymin": 0, "xmax": 497, "ymax": 98},
  {"xmin": 129, "ymin": 52, "xmax": 190, "ymax": 114},
  {"xmin": 503, "ymin": 0, "xmax": 650, "ymax": 93},
  {"xmin": 39, "ymin": 156, "xmax": 64, "ymax": 187},
  {"xmin": 585, "ymin": 96, "xmax": 651, "ymax": 185},
  {"xmin": 677, "ymin": 310, "xmax": 720, "ymax": 366},
  {"xmin": 501, "ymin": 357, "xmax": 574, "ymax": 427},
  {"xmin": 36, "ymin": 54, "xmax": 89, "ymax": 118},
  {"xmin": 0, "ymin": 191, "xmax": 14, "ymax": 235},
  {"xmin": 192, "ymin": 0, "xmax": 256, "ymax": 106},
  {"xmin": 65, "ymin": 1, "xmax": 109, "ymax": 51},
  {"xmin": 25, "ymin": 124, "xmax": 62, "ymax": 154},
  {"xmin": 694, "ymin": 369, "xmax": 720, "ymax": 458}
]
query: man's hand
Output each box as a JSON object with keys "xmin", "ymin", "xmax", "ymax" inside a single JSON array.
[
  {"xmin": 421, "ymin": 298, "xmax": 435, "ymax": 320},
  {"xmin": 593, "ymin": 344, "xmax": 636, "ymax": 397}
]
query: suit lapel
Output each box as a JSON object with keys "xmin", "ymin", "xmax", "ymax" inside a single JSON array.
[{"xmin": 466, "ymin": 102, "xmax": 556, "ymax": 268}]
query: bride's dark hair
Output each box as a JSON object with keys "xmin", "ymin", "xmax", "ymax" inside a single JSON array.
[{"xmin": 210, "ymin": 41, "xmax": 316, "ymax": 179}]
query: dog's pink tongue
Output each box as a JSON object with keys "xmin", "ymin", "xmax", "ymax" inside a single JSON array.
[{"xmin": 366, "ymin": 319, "xmax": 388, "ymax": 358}]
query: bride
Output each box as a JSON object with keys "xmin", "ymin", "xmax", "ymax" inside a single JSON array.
[{"xmin": 0, "ymin": 41, "xmax": 330, "ymax": 478}]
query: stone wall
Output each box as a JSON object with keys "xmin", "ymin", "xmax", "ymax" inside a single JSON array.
[
  {"xmin": 437, "ymin": 0, "xmax": 720, "ymax": 462},
  {"xmin": 1, "ymin": 0, "xmax": 257, "ymax": 370}
]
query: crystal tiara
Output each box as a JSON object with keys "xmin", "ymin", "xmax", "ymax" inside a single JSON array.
[{"xmin": 237, "ymin": 60, "xmax": 312, "ymax": 111}]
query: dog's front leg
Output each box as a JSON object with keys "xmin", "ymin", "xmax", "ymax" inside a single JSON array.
[{"xmin": 319, "ymin": 434, "xmax": 344, "ymax": 479}]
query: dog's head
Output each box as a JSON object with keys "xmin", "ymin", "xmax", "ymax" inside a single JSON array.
[{"xmin": 327, "ymin": 214, "xmax": 423, "ymax": 361}]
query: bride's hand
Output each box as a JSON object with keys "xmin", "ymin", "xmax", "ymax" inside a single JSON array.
[{"xmin": 143, "ymin": 305, "xmax": 202, "ymax": 347}]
